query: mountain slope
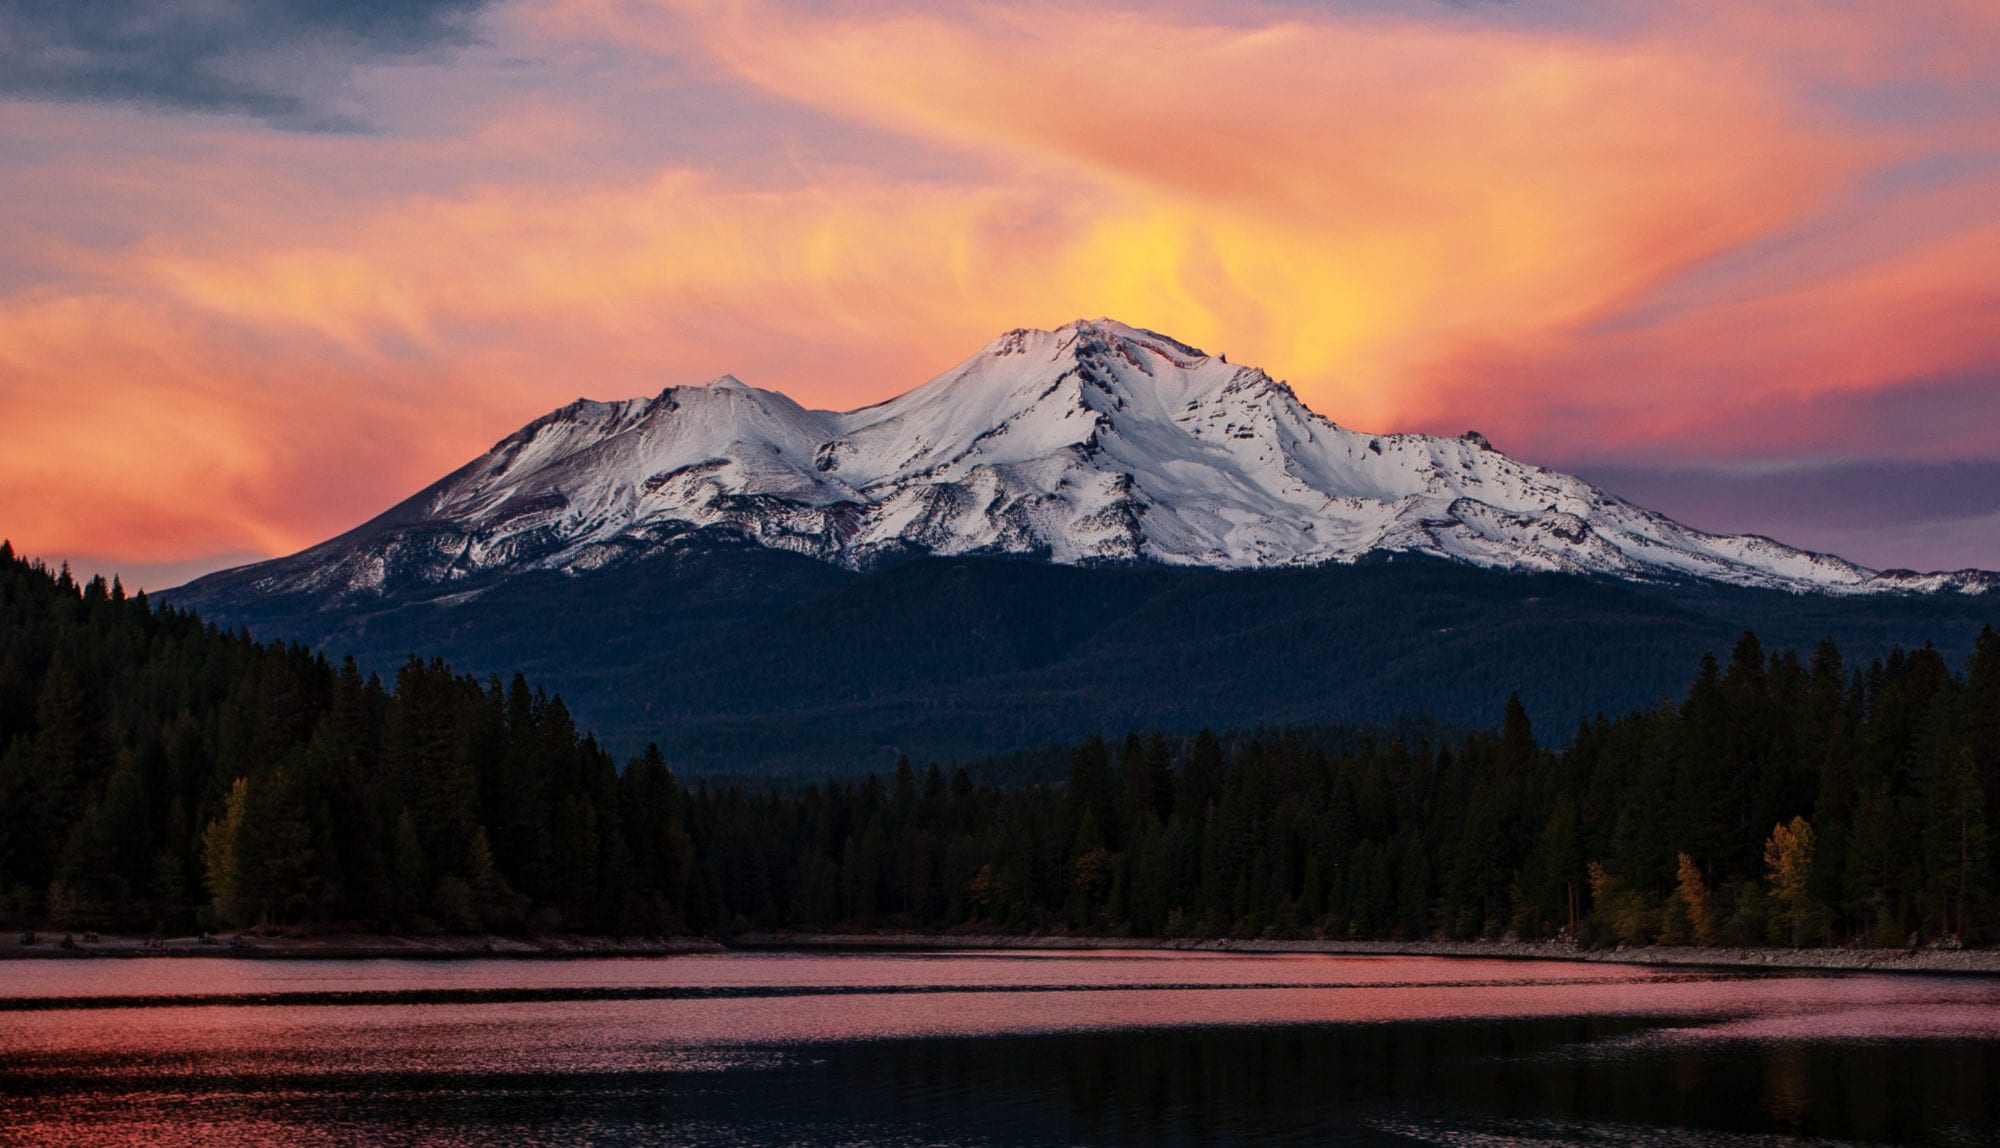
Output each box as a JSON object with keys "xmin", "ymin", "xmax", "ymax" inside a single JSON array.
[
  {"xmin": 165, "ymin": 544, "xmax": 2000, "ymax": 772},
  {"xmin": 181, "ymin": 319, "xmax": 1996, "ymax": 602}
]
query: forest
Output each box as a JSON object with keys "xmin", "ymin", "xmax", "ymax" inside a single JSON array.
[{"xmin": 2, "ymin": 542, "xmax": 1995, "ymax": 946}]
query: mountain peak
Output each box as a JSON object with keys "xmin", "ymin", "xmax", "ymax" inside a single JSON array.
[
  {"xmin": 705, "ymin": 373, "xmax": 750, "ymax": 390},
  {"xmin": 1056, "ymin": 316, "xmax": 1167, "ymax": 341},
  {"xmin": 1061, "ymin": 318, "xmax": 1210, "ymax": 363},
  {"xmin": 980, "ymin": 318, "xmax": 1211, "ymax": 367}
]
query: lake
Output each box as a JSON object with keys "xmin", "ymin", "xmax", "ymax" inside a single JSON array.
[{"xmin": 2, "ymin": 951, "xmax": 1997, "ymax": 1144}]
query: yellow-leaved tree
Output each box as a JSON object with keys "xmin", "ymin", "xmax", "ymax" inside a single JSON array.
[
  {"xmin": 1763, "ymin": 817, "xmax": 1817, "ymax": 946},
  {"xmin": 1670, "ymin": 853, "xmax": 1716, "ymax": 945}
]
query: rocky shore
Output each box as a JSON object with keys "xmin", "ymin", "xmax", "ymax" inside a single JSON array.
[
  {"xmin": 730, "ymin": 931, "xmax": 2000, "ymax": 975},
  {"xmin": 0, "ymin": 932, "xmax": 722, "ymax": 960}
]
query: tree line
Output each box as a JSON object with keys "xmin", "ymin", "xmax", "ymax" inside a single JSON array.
[
  {"xmin": 0, "ymin": 544, "xmax": 693, "ymax": 935},
  {"xmin": 2, "ymin": 542, "xmax": 1995, "ymax": 946},
  {"xmin": 687, "ymin": 627, "xmax": 1995, "ymax": 947}
]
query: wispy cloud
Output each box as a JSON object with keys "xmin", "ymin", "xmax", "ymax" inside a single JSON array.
[
  {"xmin": 0, "ymin": 0, "xmax": 493, "ymax": 129},
  {"xmin": 1577, "ymin": 459, "xmax": 2000, "ymax": 572}
]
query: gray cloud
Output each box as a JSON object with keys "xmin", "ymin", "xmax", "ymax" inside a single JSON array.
[
  {"xmin": 1573, "ymin": 460, "xmax": 2000, "ymax": 573},
  {"xmin": 0, "ymin": 0, "xmax": 490, "ymax": 129}
]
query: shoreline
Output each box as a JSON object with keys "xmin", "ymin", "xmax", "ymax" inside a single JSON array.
[
  {"xmin": 3, "ymin": 929, "xmax": 1997, "ymax": 974},
  {"xmin": 0, "ymin": 933, "xmax": 725, "ymax": 960},
  {"xmin": 729, "ymin": 932, "xmax": 2000, "ymax": 975}
]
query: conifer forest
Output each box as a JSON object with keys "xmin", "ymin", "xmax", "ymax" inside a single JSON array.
[{"xmin": 2, "ymin": 543, "xmax": 1994, "ymax": 947}]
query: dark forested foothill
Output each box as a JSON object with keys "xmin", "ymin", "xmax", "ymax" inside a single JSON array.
[
  {"xmin": 0, "ymin": 544, "xmax": 692, "ymax": 936},
  {"xmin": 2, "ymin": 542, "xmax": 1996, "ymax": 947}
]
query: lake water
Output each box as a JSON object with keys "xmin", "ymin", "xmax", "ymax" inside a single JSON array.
[{"xmin": 2, "ymin": 951, "xmax": 1997, "ymax": 1145}]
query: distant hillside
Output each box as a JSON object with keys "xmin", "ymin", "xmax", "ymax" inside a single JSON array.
[{"xmin": 170, "ymin": 538, "xmax": 1999, "ymax": 772}]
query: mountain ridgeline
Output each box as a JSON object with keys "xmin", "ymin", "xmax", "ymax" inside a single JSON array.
[
  {"xmin": 5, "ymin": 544, "xmax": 1998, "ymax": 946},
  {"xmin": 166, "ymin": 319, "xmax": 1999, "ymax": 769}
]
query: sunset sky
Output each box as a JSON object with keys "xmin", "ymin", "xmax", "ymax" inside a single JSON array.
[{"xmin": 3, "ymin": 0, "xmax": 1999, "ymax": 587}]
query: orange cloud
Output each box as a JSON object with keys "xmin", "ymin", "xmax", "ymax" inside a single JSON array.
[
  {"xmin": 0, "ymin": 289, "xmax": 507, "ymax": 565},
  {"xmin": 637, "ymin": 0, "xmax": 1878, "ymax": 427},
  {"xmin": 1414, "ymin": 205, "xmax": 2000, "ymax": 461}
]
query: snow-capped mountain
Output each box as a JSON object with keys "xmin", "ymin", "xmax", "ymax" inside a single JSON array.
[{"xmin": 202, "ymin": 319, "xmax": 1995, "ymax": 599}]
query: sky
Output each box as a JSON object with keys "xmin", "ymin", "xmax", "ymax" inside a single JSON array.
[{"xmin": 2, "ymin": 0, "xmax": 1998, "ymax": 589}]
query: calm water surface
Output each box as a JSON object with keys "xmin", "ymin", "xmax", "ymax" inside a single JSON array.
[{"xmin": 2, "ymin": 951, "xmax": 1996, "ymax": 1145}]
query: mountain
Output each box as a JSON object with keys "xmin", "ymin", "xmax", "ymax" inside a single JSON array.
[
  {"xmin": 180, "ymin": 319, "xmax": 1995, "ymax": 601},
  {"xmin": 168, "ymin": 320, "xmax": 1999, "ymax": 770}
]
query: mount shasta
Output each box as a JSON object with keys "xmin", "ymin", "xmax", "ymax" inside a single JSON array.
[
  {"xmin": 174, "ymin": 320, "xmax": 1998, "ymax": 769},
  {"xmin": 197, "ymin": 319, "xmax": 1989, "ymax": 599}
]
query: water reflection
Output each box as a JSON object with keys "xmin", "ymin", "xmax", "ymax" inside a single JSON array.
[{"xmin": 1, "ymin": 952, "xmax": 1995, "ymax": 1145}]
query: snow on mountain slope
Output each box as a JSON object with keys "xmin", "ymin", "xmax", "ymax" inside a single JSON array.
[{"xmin": 200, "ymin": 320, "xmax": 1997, "ymax": 599}]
